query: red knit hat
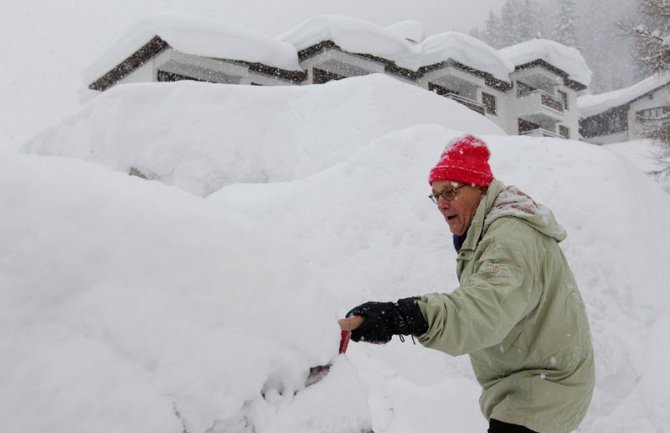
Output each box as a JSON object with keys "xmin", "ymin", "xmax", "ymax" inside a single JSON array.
[{"xmin": 428, "ymin": 134, "xmax": 493, "ymax": 186}]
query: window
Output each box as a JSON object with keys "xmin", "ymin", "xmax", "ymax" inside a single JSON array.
[
  {"xmin": 559, "ymin": 125, "xmax": 570, "ymax": 138},
  {"xmin": 482, "ymin": 93, "xmax": 497, "ymax": 115},
  {"xmin": 428, "ymin": 82, "xmax": 458, "ymax": 96},
  {"xmin": 608, "ymin": 112, "xmax": 624, "ymax": 130},
  {"xmin": 580, "ymin": 108, "xmax": 628, "ymax": 138},
  {"xmin": 313, "ymin": 68, "xmax": 345, "ymax": 84},
  {"xmin": 558, "ymin": 90, "xmax": 568, "ymax": 110},
  {"xmin": 518, "ymin": 118, "xmax": 539, "ymax": 134},
  {"xmin": 157, "ymin": 70, "xmax": 203, "ymax": 82},
  {"xmin": 516, "ymin": 81, "xmax": 536, "ymax": 97}
]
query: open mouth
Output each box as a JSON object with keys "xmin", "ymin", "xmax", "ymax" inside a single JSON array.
[{"xmin": 446, "ymin": 214, "xmax": 457, "ymax": 221}]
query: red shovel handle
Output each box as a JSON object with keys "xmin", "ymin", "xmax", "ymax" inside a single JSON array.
[
  {"xmin": 337, "ymin": 315, "xmax": 362, "ymax": 354},
  {"xmin": 339, "ymin": 330, "xmax": 351, "ymax": 354}
]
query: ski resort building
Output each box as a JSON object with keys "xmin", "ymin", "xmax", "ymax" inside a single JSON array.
[
  {"xmin": 578, "ymin": 72, "xmax": 670, "ymax": 144},
  {"xmin": 84, "ymin": 16, "xmax": 591, "ymax": 140}
]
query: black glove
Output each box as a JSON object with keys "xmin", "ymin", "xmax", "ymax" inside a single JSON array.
[{"xmin": 346, "ymin": 297, "xmax": 429, "ymax": 344}]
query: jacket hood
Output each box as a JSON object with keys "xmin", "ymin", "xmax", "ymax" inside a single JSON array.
[{"xmin": 483, "ymin": 179, "xmax": 567, "ymax": 242}]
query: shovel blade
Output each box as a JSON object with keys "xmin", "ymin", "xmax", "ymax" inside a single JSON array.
[{"xmin": 305, "ymin": 330, "xmax": 351, "ymax": 387}]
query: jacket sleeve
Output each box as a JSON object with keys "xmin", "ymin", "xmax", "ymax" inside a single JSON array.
[{"xmin": 417, "ymin": 219, "xmax": 542, "ymax": 356}]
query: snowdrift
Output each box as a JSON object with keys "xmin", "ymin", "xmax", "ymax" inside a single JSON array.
[
  {"xmin": 23, "ymin": 74, "xmax": 503, "ymax": 196},
  {"xmin": 0, "ymin": 149, "xmax": 369, "ymax": 433},
  {"xmin": 5, "ymin": 76, "xmax": 670, "ymax": 433},
  {"xmin": 210, "ymin": 127, "xmax": 670, "ymax": 432}
]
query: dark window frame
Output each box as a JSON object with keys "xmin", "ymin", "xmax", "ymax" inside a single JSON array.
[
  {"xmin": 312, "ymin": 68, "xmax": 346, "ymax": 84},
  {"xmin": 156, "ymin": 70, "xmax": 205, "ymax": 83},
  {"xmin": 558, "ymin": 90, "xmax": 569, "ymax": 110},
  {"xmin": 482, "ymin": 92, "xmax": 497, "ymax": 115}
]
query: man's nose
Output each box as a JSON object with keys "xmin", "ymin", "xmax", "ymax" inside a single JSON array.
[{"xmin": 437, "ymin": 196, "xmax": 450, "ymax": 208}]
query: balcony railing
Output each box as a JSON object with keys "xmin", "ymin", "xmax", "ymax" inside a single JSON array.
[
  {"xmin": 518, "ymin": 89, "xmax": 564, "ymax": 113},
  {"xmin": 520, "ymin": 128, "xmax": 563, "ymax": 139},
  {"xmin": 446, "ymin": 94, "xmax": 486, "ymax": 116},
  {"xmin": 636, "ymin": 114, "xmax": 670, "ymax": 129},
  {"xmin": 540, "ymin": 92, "xmax": 564, "ymax": 112}
]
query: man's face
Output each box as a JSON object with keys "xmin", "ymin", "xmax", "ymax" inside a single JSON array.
[{"xmin": 430, "ymin": 180, "xmax": 484, "ymax": 236}]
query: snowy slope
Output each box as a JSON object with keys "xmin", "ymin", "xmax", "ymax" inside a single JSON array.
[
  {"xmin": 0, "ymin": 148, "xmax": 369, "ymax": 433},
  {"xmin": 5, "ymin": 77, "xmax": 670, "ymax": 433},
  {"xmin": 24, "ymin": 74, "xmax": 503, "ymax": 196},
  {"xmin": 605, "ymin": 140, "xmax": 670, "ymax": 193},
  {"xmin": 210, "ymin": 128, "xmax": 670, "ymax": 433}
]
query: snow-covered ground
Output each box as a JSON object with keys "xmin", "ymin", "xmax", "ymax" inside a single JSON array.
[
  {"xmin": 24, "ymin": 75, "xmax": 502, "ymax": 196},
  {"xmin": 4, "ymin": 75, "xmax": 670, "ymax": 433},
  {"xmin": 605, "ymin": 139, "xmax": 670, "ymax": 192}
]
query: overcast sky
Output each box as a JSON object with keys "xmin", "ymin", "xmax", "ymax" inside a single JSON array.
[{"xmin": 0, "ymin": 0, "xmax": 507, "ymax": 140}]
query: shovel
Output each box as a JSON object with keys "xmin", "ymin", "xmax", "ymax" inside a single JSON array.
[{"xmin": 305, "ymin": 316, "xmax": 363, "ymax": 386}]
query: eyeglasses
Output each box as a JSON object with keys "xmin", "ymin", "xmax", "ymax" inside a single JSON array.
[{"xmin": 428, "ymin": 183, "xmax": 467, "ymax": 204}]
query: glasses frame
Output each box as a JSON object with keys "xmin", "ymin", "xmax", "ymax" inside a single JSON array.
[{"xmin": 428, "ymin": 183, "xmax": 467, "ymax": 204}]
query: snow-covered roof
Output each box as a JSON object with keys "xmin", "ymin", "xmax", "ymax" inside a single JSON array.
[
  {"xmin": 279, "ymin": 15, "xmax": 412, "ymax": 61},
  {"xmin": 578, "ymin": 72, "xmax": 670, "ymax": 118},
  {"xmin": 279, "ymin": 15, "xmax": 513, "ymax": 83},
  {"xmin": 419, "ymin": 32, "xmax": 514, "ymax": 83},
  {"xmin": 385, "ymin": 20, "xmax": 425, "ymax": 43},
  {"xmin": 499, "ymin": 39, "xmax": 592, "ymax": 87},
  {"xmin": 87, "ymin": 15, "xmax": 603, "ymax": 91},
  {"xmin": 83, "ymin": 15, "xmax": 302, "ymax": 84}
]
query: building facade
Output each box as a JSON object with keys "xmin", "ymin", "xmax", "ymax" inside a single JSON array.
[
  {"xmin": 579, "ymin": 73, "xmax": 670, "ymax": 144},
  {"xmin": 86, "ymin": 17, "xmax": 590, "ymax": 140}
]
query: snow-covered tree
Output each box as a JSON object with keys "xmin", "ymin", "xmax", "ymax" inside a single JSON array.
[
  {"xmin": 553, "ymin": 0, "xmax": 580, "ymax": 49},
  {"xmin": 470, "ymin": 0, "xmax": 640, "ymax": 92},
  {"xmin": 479, "ymin": 0, "xmax": 536, "ymax": 48},
  {"xmin": 622, "ymin": 0, "xmax": 670, "ymax": 154},
  {"xmin": 482, "ymin": 11, "xmax": 503, "ymax": 48},
  {"xmin": 580, "ymin": 0, "xmax": 642, "ymax": 92},
  {"xmin": 624, "ymin": 0, "xmax": 670, "ymax": 74},
  {"xmin": 647, "ymin": 125, "xmax": 670, "ymax": 181},
  {"xmin": 518, "ymin": 0, "xmax": 541, "ymax": 40},
  {"xmin": 500, "ymin": 0, "xmax": 524, "ymax": 46}
]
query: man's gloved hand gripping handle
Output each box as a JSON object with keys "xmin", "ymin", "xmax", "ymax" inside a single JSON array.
[{"xmin": 339, "ymin": 297, "xmax": 429, "ymax": 344}]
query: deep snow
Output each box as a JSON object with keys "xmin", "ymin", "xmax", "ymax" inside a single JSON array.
[
  {"xmin": 4, "ymin": 75, "xmax": 670, "ymax": 433},
  {"xmin": 24, "ymin": 75, "xmax": 502, "ymax": 196}
]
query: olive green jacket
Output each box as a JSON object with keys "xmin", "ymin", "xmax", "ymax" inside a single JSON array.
[{"xmin": 417, "ymin": 179, "xmax": 594, "ymax": 433}]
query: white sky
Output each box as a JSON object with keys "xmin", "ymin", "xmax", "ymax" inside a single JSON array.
[{"xmin": 0, "ymin": 0, "xmax": 507, "ymax": 142}]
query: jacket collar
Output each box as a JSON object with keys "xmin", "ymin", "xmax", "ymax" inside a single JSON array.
[
  {"xmin": 459, "ymin": 179, "xmax": 504, "ymax": 254},
  {"xmin": 455, "ymin": 179, "xmax": 504, "ymax": 274}
]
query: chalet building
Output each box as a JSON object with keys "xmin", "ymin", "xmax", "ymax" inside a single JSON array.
[
  {"xmin": 87, "ymin": 37, "xmax": 305, "ymax": 90},
  {"xmin": 85, "ymin": 16, "xmax": 590, "ymax": 140},
  {"xmin": 578, "ymin": 72, "xmax": 670, "ymax": 144},
  {"xmin": 279, "ymin": 18, "xmax": 516, "ymax": 131},
  {"xmin": 83, "ymin": 17, "xmax": 306, "ymax": 91},
  {"xmin": 500, "ymin": 40, "xmax": 588, "ymax": 140}
]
